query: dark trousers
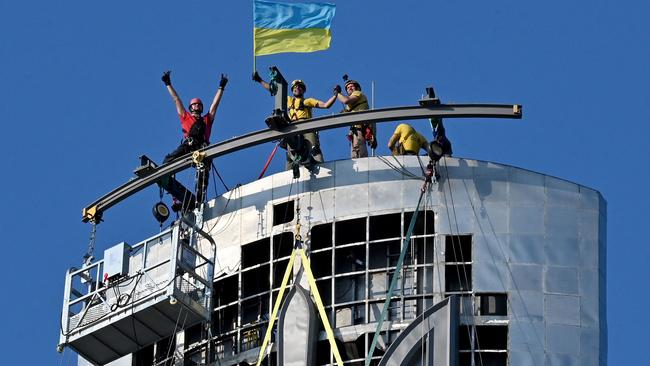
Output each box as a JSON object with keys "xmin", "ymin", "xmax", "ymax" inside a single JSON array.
[{"xmin": 163, "ymin": 142, "xmax": 211, "ymax": 204}]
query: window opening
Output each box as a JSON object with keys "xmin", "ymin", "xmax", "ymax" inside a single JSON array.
[
  {"xmin": 445, "ymin": 264, "xmax": 472, "ymax": 292},
  {"xmin": 475, "ymin": 325, "xmax": 508, "ymax": 350},
  {"xmin": 242, "ymin": 264, "xmax": 269, "ymax": 298},
  {"xmin": 335, "ymin": 217, "xmax": 366, "ymax": 245},
  {"xmin": 335, "ymin": 245, "xmax": 366, "ymax": 274},
  {"xmin": 477, "ymin": 293, "xmax": 508, "ymax": 316},
  {"xmin": 404, "ymin": 210, "xmax": 435, "ymax": 235},
  {"xmin": 445, "ymin": 235, "xmax": 472, "ymax": 263},
  {"xmin": 213, "ymin": 274, "xmax": 238, "ymax": 305},
  {"xmin": 272, "ymin": 200, "xmax": 294, "ymax": 226},
  {"xmin": 310, "ymin": 223, "xmax": 332, "ymax": 250},
  {"xmin": 310, "ymin": 250, "xmax": 332, "ymax": 278},
  {"xmin": 272, "ymin": 231, "xmax": 294, "ymax": 259},
  {"xmin": 241, "ymin": 238, "xmax": 270, "ymax": 268},
  {"xmin": 369, "ymin": 213, "xmax": 401, "ymax": 240},
  {"xmin": 369, "ymin": 240, "xmax": 401, "ymax": 269}
]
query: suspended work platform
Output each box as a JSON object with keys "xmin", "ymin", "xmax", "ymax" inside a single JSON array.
[{"xmin": 58, "ymin": 224, "xmax": 215, "ymax": 365}]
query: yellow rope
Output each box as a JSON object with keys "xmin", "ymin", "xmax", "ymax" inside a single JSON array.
[
  {"xmin": 299, "ymin": 248, "xmax": 344, "ymax": 366},
  {"xmin": 255, "ymin": 249, "xmax": 297, "ymax": 366}
]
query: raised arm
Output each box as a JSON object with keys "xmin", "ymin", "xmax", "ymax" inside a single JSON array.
[
  {"xmin": 252, "ymin": 71, "xmax": 271, "ymax": 91},
  {"xmin": 208, "ymin": 74, "xmax": 228, "ymax": 119},
  {"xmin": 315, "ymin": 92, "xmax": 337, "ymax": 109},
  {"xmin": 335, "ymin": 91, "xmax": 360, "ymax": 105},
  {"xmin": 161, "ymin": 71, "xmax": 185, "ymax": 117}
]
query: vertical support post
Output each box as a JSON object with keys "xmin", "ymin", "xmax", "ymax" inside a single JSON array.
[
  {"xmin": 60, "ymin": 267, "xmax": 75, "ymax": 344},
  {"xmin": 264, "ymin": 66, "xmax": 290, "ymax": 130},
  {"xmin": 168, "ymin": 225, "xmax": 181, "ymax": 297},
  {"xmin": 271, "ymin": 66, "xmax": 288, "ymax": 114}
]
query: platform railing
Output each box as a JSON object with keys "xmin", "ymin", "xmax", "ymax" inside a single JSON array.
[{"xmin": 59, "ymin": 223, "xmax": 215, "ymax": 358}]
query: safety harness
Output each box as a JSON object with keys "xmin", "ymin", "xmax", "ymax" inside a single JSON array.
[
  {"xmin": 184, "ymin": 116, "xmax": 208, "ymax": 147},
  {"xmin": 288, "ymin": 96, "xmax": 307, "ymax": 121}
]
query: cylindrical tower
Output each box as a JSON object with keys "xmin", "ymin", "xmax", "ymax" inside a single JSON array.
[{"xmin": 164, "ymin": 155, "xmax": 605, "ymax": 366}]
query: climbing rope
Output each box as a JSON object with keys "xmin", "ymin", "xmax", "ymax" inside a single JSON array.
[
  {"xmin": 211, "ymin": 162, "xmax": 230, "ymax": 191},
  {"xmin": 258, "ymin": 142, "xmax": 281, "ymax": 179}
]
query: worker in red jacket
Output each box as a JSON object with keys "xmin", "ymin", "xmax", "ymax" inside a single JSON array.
[{"xmin": 161, "ymin": 70, "xmax": 227, "ymax": 205}]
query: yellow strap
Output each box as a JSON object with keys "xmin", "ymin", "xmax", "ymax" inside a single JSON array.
[
  {"xmin": 299, "ymin": 249, "xmax": 344, "ymax": 366},
  {"xmin": 255, "ymin": 249, "xmax": 297, "ymax": 366}
]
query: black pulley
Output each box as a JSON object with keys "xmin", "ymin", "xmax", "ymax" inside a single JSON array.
[{"xmin": 152, "ymin": 201, "xmax": 170, "ymax": 223}]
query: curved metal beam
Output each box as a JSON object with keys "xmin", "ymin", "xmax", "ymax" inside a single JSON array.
[{"xmin": 82, "ymin": 103, "xmax": 521, "ymax": 222}]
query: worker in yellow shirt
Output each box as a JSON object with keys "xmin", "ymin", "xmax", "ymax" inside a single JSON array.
[
  {"xmin": 387, "ymin": 123, "xmax": 432, "ymax": 156},
  {"xmin": 334, "ymin": 79, "xmax": 377, "ymax": 158},
  {"xmin": 253, "ymin": 72, "xmax": 336, "ymax": 169}
]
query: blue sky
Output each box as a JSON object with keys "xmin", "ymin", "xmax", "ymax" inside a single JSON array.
[{"xmin": 0, "ymin": 1, "xmax": 648, "ymax": 364}]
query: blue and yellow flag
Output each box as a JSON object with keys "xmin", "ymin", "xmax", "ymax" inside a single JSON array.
[{"xmin": 253, "ymin": 0, "xmax": 336, "ymax": 56}]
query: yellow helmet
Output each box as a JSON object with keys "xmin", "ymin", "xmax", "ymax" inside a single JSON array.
[{"xmin": 291, "ymin": 79, "xmax": 306, "ymax": 91}]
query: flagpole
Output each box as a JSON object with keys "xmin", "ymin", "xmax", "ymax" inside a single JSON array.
[{"xmin": 252, "ymin": 0, "xmax": 256, "ymax": 72}]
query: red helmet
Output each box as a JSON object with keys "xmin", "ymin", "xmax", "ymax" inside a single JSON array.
[{"xmin": 189, "ymin": 98, "xmax": 203, "ymax": 113}]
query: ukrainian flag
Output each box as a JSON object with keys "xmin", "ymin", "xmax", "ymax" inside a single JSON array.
[{"xmin": 254, "ymin": 0, "xmax": 336, "ymax": 56}]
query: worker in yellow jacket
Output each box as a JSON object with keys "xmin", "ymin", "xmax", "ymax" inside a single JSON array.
[
  {"xmin": 387, "ymin": 123, "xmax": 431, "ymax": 156},
  {"xmin": 254, "ymin": 72, "xmax": 336, "ymax": 168},
  {"xmin": 334, "ymin": 79, "xmax": 377, "ymax": 158}
]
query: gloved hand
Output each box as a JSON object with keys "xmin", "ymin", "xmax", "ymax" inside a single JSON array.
[
  {"xmin": 219, "ymin": 74, "xmax": 228, "ymax": 89},
  {"xmin": 161, "ymin": 71, "xmax": 171, "ymax": 86},
  {"xmin": 369, "ymin": 137, "xmax": 378, "ymax": 150},
  {"xmin": 333, "ymin": 84, "xmax": 342, "ymax": 95},
  {"xmin": 252, "ymin": 71, "xmax": 262, "ymax": 83}
]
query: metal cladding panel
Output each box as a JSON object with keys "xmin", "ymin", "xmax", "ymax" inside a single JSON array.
[
  {"xmin": 199, "ymin": 156, "xmax": 606, "ymax": 365},
  {"xmin": 509, "ymin": 264, "xmax": 544, "ymax": 291},
  {"xmin": 472, "ymin": 260, "xmax": 509, "ymax": 292},
  {"xmin": 473, "ymin": 234, "xmax": 507, "ymax": 264},
  {"xmin": 509, "ymin": 205, "xmax": 545, "ymax": 235},
  {"xmin": 508, "ymin": 234, "xmax": 546, "ymax": 265},
  {"xmin": 509, "ymin": 167, "xmax": 546, "ymax": 203},
  {"xmin": 475, "ymin": 202, "xmax": 509, "ymax": 234},
  {"xmin": 545, "ymin": 175, "xmax": 580, "ymax": 208},
  {"xmin": 303, "ymin": 164, "xmax": 335, "ymax": 192},
  {"xmin": 546, "ymin": 294, "xmax": 580, "ymax": 326},
  {"xmin": 545, "ymin": 266, "xmax": 579, "ymax": 295},
  {"xmin": 509, "ymin": 351, "xmax": 545, "ymax": 365},
  {"xmin": 581, "ymin": 328, "xmax": 599, "ymax": 357},
  {"xmin": 546, "ymin": 236, "xmax": 580, "ymax": 267},
  {"xmin": 547, "ymin": 324, "xmax": 580, "ymax": 355},
  {"xmin": 508, "ymin": 320, "xmax": 545, "ymax": 354},
  {"xmin": 547, "ymin": 353, "xmax": 579, "ymax": 365},
  {"xmin": 546, "ymin": 206, "xmax": 579, "ymax": 238},
  {"xmin": 305, "ymin": 189, "xmax": 335, "ymax": 224},
  {"xmin": 509, "ymin": 290, "xmax": 544, "ymax": 322}
]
